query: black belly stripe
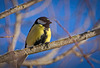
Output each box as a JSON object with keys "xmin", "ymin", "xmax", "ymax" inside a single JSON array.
[
  {"xmin": 25, "ymin": 42, "xmax": 27, "ymax": 48},
  {"xmin": 34, "ymin": 29, "xmax": 47, "ymax": 46}
]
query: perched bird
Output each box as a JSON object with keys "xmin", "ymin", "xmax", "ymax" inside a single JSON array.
[
  {"xmin": 25, "ymin": 17, "xmax": 52, "ymax": 48},
  {"xmin": 17, "ymin": 17, "xmax": 52, "ymax": 67}
]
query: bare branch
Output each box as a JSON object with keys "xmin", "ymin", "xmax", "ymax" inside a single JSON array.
[
  {"xmin": 0, "ymin": 28, "xmax": 100, "ymax": 64},
  {"xmin": 0, "ymin": 0, "xmax": 43, "ymax": 19},
  {"xmin": 22, "ymin": 39, "xmax": 89, "ymax": 66},
  {"xmin": 22, "ymin": 40, "xmax": 92, "ymax": 66}
]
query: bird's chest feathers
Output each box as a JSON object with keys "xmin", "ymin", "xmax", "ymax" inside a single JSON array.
[{"xmin": 26, "ymin": 24, "xmax": 51, "ymax": 46}]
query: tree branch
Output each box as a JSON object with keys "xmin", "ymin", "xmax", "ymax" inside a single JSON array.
[
  {"xmin": 0, "ymin": 28, "xmax": 100, "ymax": 63},
  {"xmin": 22, "ymin": 40, "xmax": 87, "ymax": 66},
  {"xmin": 0, "ymin": 0, "xmax": 43, "ymax": 19}
]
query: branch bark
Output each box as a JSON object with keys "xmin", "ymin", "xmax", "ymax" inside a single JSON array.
[
  {"xmin": 0, "ymin": 0, "xmax": 43, "ymax": 19},
  {"xmin": 0, "ymin": 28, "xmax": 100, "ymax": 63},
  {"xmin": 22, "ymin": 40, "xmax": 87, "ymax": 66}
]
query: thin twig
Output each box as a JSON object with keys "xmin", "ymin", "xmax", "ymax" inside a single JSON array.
[{"xmin": 0, "ymin": 36, "xmax": 13, "ymax": 38}]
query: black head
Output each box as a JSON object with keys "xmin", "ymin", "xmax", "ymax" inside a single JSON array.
[{"xmin": 35, "ymin": 17, "xmax": 52, "ymax": 28}]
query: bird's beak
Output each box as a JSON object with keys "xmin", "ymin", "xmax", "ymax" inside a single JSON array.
[{"xmin": 49, "ymin": 22, "xmax": 52, "ymax": 24}]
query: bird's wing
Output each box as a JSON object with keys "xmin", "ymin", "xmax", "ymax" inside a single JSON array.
[{"xmin": 26, "ymin": 24, "xmax": 44, "ymax": 47}]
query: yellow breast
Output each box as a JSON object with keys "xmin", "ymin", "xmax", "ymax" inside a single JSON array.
[
  {"xmin": 45, "ymin": 28, "xmax": 51, "ymax": 43},
  {"xmin": 26, "ymin": 24, "xmax": 51, "ymax": 47}
]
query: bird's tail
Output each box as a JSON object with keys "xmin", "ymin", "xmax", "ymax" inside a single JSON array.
[{"xmin": 17, "ymin": 55, "xmax": 27, "ymax": 68}]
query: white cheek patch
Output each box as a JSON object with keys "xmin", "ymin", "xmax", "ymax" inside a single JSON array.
[{"xmin": 37, "ymin": 19, "xmax": 46, "ymax": 25}]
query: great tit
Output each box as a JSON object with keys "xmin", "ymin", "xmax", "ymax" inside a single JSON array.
[{"xmin": 25, "ymin": 17, "xmax": 52, "ymax": 48}]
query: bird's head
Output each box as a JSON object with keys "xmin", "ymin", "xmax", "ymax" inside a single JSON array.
[{"xmin": 35, "ymin": 17, "xmax": 52, "ymax": 28}]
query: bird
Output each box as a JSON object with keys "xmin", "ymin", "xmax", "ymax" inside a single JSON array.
[
  {"xmin": 25, "ymin": 17, "xmax": 52, "ymax": 48},
  {"xmin": 17, "ymin": 17, "xmax": 52, "ymax": 67}
]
